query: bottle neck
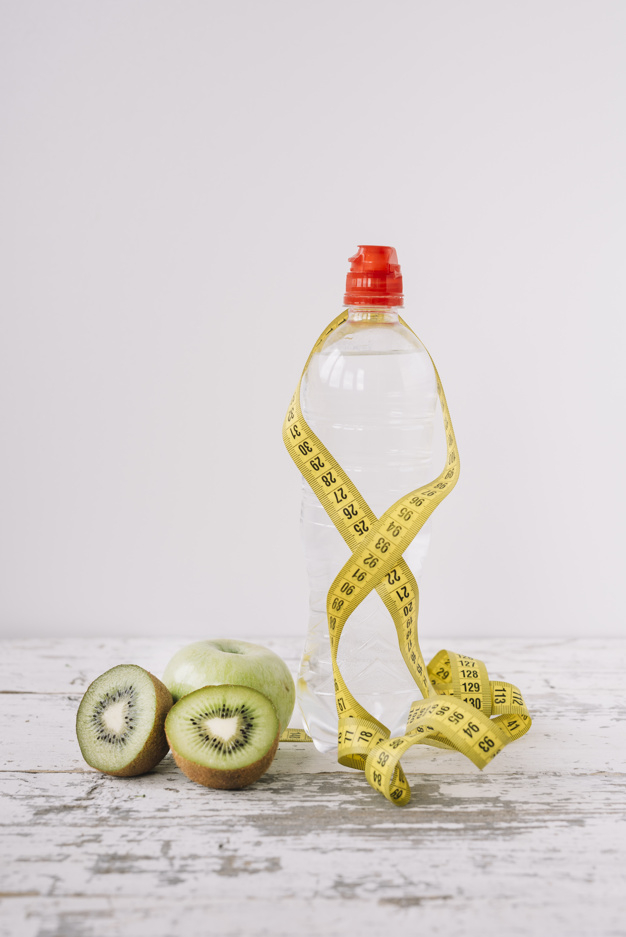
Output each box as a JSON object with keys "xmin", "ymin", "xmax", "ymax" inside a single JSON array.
[{"xmin": 346, "ymin": 305, "xmax": 401, "ymax": 324}]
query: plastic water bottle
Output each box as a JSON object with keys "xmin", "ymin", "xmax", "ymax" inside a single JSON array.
[{"xmin": 298, "ymin": 246, "xmax": 440, "ymax": 753}]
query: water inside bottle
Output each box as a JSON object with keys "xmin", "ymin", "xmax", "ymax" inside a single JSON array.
[{"xmin": 299, "ymin": 325, "xmax": 441, "ymax": 753}]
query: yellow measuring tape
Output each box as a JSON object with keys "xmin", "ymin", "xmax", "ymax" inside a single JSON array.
[{"xmin": 282, "ymin": 311, "xmax": 531, "ymax": 806}]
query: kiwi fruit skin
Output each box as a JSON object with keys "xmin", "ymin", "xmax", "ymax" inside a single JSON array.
[
  {"xmin": 76, "ymin": 665, "xmax": 173, "ymax": 778},
  {"xmin": 165, "ymin": 684, "xmax": 279, "ymax": 790}
]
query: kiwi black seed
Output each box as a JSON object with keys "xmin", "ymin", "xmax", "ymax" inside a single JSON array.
[
  {"xmin": 76, "ymin": 664, "xmax": 173, "ymax": 777},
  {"xmin": 165, "ymin": 684, "xmax": 279, "ymax": 789}
]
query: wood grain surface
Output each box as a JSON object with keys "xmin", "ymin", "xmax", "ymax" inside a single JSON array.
[{"xmin": 1, "ymin": 637, "xmax": 625, "ymax": 937}]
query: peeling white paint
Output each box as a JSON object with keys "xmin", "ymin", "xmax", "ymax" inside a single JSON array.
[{"xmin": 1, "ymin": 637, "xmax": 625, "ymax": 937}]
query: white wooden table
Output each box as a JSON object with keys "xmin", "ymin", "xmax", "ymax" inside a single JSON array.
[{"xmin": 1, "ymin": 637, "xmax": 625, "ymax": 937}]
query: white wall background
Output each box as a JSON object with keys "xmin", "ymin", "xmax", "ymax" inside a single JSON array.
[{"xmin": 1, "ymin": 0, "xmax": 624, "ymax": 642}]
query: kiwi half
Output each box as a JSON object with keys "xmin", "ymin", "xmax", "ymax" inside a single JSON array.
[
  {"xmin": 165, "ymin": 684, "xmax": 279, "ymax": 789},
  {"xmin": 76, "ymin": 664, "xmax": 173, "ymax": 777}
]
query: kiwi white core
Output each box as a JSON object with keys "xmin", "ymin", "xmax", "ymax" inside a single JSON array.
[
  {"xmin": 205, "ymin": 715, "xmax": 239, "ymax": 741},
  {"xmin": 102, "ymin": 699, "xmax": 130, "ymax": 735}
]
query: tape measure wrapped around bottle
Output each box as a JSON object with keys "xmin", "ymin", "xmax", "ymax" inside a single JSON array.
[{"xmin": 283, "ymin": 311, "xmax": 531, "ymax": 806}]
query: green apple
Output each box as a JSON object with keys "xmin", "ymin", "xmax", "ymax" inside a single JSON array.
[{"xmin": 162, "ymin": 639, "xmax": 295, "ymax": 734}]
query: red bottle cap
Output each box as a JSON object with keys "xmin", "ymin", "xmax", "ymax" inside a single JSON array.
[{"xmin": 344, "ymin": 245, "xmax": 404, "ymax": 307}]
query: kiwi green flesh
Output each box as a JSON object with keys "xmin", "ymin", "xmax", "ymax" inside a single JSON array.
[
  {"xmin": 76, "ymin": 665, "xmax": 172, "ymax": 777},
  {"xmin": 165, "ymin": 684, "xmax": 279, "ymax": 788}
]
